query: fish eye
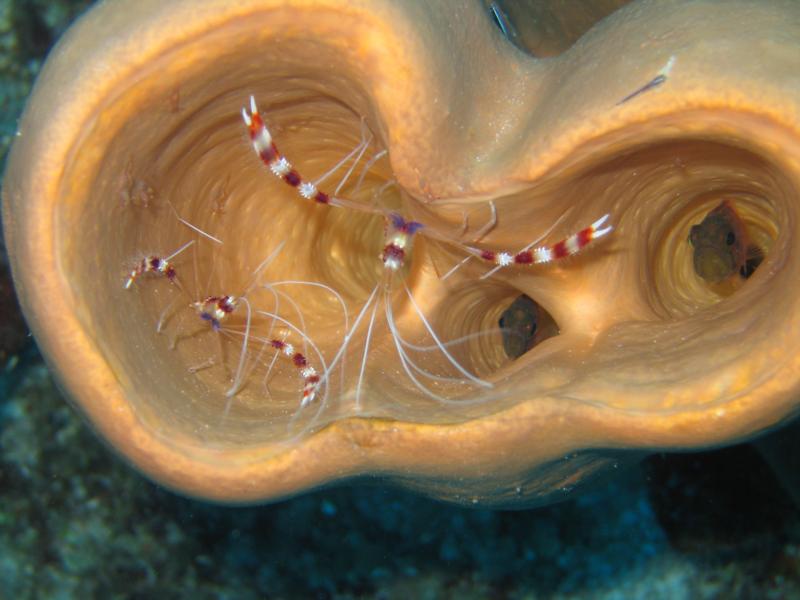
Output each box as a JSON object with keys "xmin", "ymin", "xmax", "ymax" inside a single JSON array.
[{"xmin": 726, "ymin": 231, "xmax": 735, "ymax": 245}]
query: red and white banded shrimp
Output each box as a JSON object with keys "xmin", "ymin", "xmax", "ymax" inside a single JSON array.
[
  {"xmin": 121, "ymin": 208, "xmax": 342, "ymax": 423},
  {"xmin": 239, "ymin": 95, "xmax": 615, "ymax": 419},
  {"xmin": 241, "ymin": 95, "xmax": 613, "ymax": 270}
]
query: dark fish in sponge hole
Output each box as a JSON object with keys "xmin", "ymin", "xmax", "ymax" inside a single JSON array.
[
  {"xmin": 689, "ymin": 200, "xmax": 763, "ymax": 284},
  {"xmin": 499, "ymin": 295, "xmax": 559, "ymax": 359}
]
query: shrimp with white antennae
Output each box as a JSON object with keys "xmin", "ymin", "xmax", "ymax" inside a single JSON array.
[
  {"xmin": 188, "ymin": 241, "xmax": 285, "ymax": 399},
  {"xmin": 130, "ymin": 201, "xmax": 225, "ymax": 335},
  {"xmin": 123, "ymin": 239, "xmax": 195, "ymax": 290},
  {"xmin": 242, "ymin": 95, "xmax": 614, "ymax": 271},
  {"xmin": 123, "ymin": 239, "xmax": 199, "ymax": 343},
  {"xmin": 239, "ymin": 95, "xmax": 615, "ymax": 416},
  {"xmin": 439, "ymin": 210, "xmax": 612, "ymax": 281},
  {"xmin": 309, "ymin": 213, "xmax": 493, "ymax": 414},
  {"xmin": 181, "ymin": 237, "xmax": 337, "ymax": 422},
  {"xmin": 470, "ymin": 214, "xmax": 613, "ymax": 278},
  {"xmin": 123, "ymin": 186, "xmax": 336, "ymax": 427},
  {"xmin": 242, "ymin": 96, "xmax": 375, "ymax": 211}
]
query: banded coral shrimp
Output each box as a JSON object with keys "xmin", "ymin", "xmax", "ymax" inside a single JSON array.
[
  {"xmin": 119, "ymin": 196, "xmax": 346, "ymax": 436},
  {"xmin": 240, "ymin": 96, "xmax": 614, "ymax": 421}
]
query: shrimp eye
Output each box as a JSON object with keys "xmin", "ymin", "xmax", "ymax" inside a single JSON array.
[{"xmin": 726, "ymin": 231, "xmax": 736, "ymax": 245}]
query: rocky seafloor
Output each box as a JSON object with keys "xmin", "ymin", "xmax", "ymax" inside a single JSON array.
[
  {"xmin": 2, "ymin": 350, "xmax": 800, "ymax": 599},
  {"xmin": 2, "ymin": 1, "xmax": 800, "ymax": 598}
]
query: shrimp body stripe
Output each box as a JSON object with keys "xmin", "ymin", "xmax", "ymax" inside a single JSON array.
[
  {"xmin": 123, "ymin": 239, "xmax": 195, "ymax": 289},
  {"xmin": 477, "ymin": 214, "xmax": 612, "ymax": 267},
  {"xmin": 243, "ymin": 96, "xmax": 332, "ymax": 205},
  {"xmin": 125, "ymin": 256, "xmax": 177, "ymax": 289}
]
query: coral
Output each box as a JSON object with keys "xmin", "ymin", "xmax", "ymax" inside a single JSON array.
[
  {"xmin": 1, "ymin": 361, "xmax": 799, "ymax": 596},
  {"xmin": 0, "ymin": 0, "xmax": 91, "ymax": 169}
]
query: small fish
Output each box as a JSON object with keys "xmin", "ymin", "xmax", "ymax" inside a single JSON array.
[
  {"xmin": 689, "ymin": 200, "xmax": 762, "ymax": 284},
  {"xmin": 498, "ymin": 295, "xmax": 559, "ymax": 359},
  {"xmin": 499, "ymin": 295, "xmax": 538, "ymax": 359},
  {"xmin": 616, "ymin": 56, "xmax": 676, "ymax": 106}
]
